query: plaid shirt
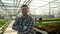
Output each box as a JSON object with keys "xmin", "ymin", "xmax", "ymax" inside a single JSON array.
[{"xmin": 12, "ymin": 15, "xmax": 34, "ymax": 34}]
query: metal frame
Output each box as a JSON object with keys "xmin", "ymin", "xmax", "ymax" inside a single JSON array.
[{"xmin": 0, "ymin": 0, "xmax": 60, "ymax": 17}]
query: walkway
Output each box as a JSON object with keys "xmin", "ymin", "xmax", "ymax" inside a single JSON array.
[{"xmin": 4, "ymin": 20, "xmax": 17, "ymax": 34}]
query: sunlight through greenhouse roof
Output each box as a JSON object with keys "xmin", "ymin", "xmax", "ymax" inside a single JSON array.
[{"xmin": 0, "ymin": 0, "xmax": 60, "ymax": 15}]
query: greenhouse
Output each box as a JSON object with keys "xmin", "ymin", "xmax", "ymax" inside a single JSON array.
[{"xmin": 0, "ymin": 0, "xmax": 60, "ymax": 34}]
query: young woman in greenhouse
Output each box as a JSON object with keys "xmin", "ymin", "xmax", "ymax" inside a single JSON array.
[{"xmin": 12, "ymin": 5, "xmax": 35, "ymax": 34}]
